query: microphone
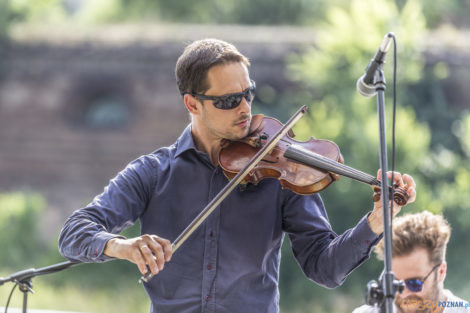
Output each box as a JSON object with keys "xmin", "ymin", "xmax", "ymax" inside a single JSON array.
[{"xmin": 356, "ymin": 32, "xmax": 394, "ymax": 97}]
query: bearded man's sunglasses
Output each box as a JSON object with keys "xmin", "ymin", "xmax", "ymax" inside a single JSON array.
[
  {"xmin": 186, "ymin": 80, "xmax": 256, "ymax": 110},
  {"xmin": 404, "ymin": 263, "xmax": 441, "ymax": 292}
]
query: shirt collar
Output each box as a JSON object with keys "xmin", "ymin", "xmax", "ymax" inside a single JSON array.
[{"xmin": 175, "ymin": 124, "xmax": 198, "ymax": 158}]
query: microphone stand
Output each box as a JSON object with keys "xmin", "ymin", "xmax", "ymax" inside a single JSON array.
[
  {"xmin": 364, "ymin": 69, "xmax": 404, "ymax": 313},
  {"xmin": 0, "ymin": 261, "xmax": 79, "ymax": 313}
]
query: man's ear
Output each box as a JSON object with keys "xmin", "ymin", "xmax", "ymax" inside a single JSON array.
[
  {"xmin": 184, "ymin": 94, "xmax": 201, "ymax": 115},
  {"xmin": 438, "ymin": 261, "xmax": 447, "ymax": 283}
]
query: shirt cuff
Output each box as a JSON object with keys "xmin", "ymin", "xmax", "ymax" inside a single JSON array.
[
  {"xmin": 352, "ymin": 213, "xmax": 383, "ymax": 252},
  {"xmin": 90, "ymin": 232, "xmax": 125, "ymax": 262}
]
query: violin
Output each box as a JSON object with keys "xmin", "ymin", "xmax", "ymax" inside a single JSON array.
[
  {"xmin": 139, "ymin": 105, "xmax": 407, "ymax": 283},
  {"xmin": 219, "ymin": 111, "xmax": 409, "ymax": 205}
]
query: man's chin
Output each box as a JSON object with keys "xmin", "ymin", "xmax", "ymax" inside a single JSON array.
[{"xmin": 228, "ymin": 127, "xmax": 250, "ymax": 141}]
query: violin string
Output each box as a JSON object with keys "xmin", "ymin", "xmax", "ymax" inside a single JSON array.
[
  {"xmin": 284, "ymin": 144, "xmax": 380, "ymax": 186},
  {"xmin": 279, "ymin": 144, "xmax": 364, "ymax": 181},
  {"xmin": 319, "ymin": 157, "xmax": 378, "ymax": 185},
  {"xmin": 272, "ymin": 139, "xmax": 382, "ymax": 186},
  {"xmin": 298, "ymin": 145, "xmax": 375, "ymax": 182}
]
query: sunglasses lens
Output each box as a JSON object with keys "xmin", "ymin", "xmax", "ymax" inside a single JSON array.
[
  {"xmin": 229, "ymin": 95, "xmax": 243, "ymax": 108},
  {"xmin": 213, "ymin": 95, "xmax": 239, "ymax": 110},
  {"xmin": 244, "ymin": 89, "xmax": 255, "ymax": 103},
  {"xmin": 211, "ymin": 84, "xmax": 256, "ymax": 110},
  {"xmin": 405, "ymin": 279, "xmax": 423, "ymax": 292},
  {"xmin": 213, "ymin": 99, "xmax": 226, "ymax": 109}
]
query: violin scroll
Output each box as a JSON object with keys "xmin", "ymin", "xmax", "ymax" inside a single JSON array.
[{"xmin": 373, "ymin": 185, "xmax": 409, "ymax": 206}]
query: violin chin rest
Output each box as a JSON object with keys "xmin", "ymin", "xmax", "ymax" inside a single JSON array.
[{"xmin": 248, "ymin": 114, "xmax": 265, "ymax": 135}]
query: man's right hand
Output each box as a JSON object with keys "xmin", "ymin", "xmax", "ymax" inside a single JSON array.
[{"xmin": 104, "ymin": 234, "xmax": 173, "ymax": 275}]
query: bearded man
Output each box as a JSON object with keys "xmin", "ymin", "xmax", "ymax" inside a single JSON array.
[{"xmin": 353, "ymin": 211, "xmax": 467, "ymax": 313}]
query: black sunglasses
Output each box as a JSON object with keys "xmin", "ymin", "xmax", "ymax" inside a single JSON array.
[
  {"xmin": 187, "ymin": 80, "xmax": 256, "ymax": 110},
  {"xmin": 404, "ymin": 263, "xmax": 441, "ymax": 292}
]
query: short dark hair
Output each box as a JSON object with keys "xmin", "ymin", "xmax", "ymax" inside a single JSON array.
[
  {"xmin": 375, "ymin": 211, "xmax": 451, "ymax": 264},
  {"xmin": 175, "ymin": 38, "xmax": 250, "ymax": 96}
]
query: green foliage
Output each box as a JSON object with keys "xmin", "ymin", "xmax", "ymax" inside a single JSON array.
[
  {"xmin": 1, "ymin": 0, "xmax": 470, "ymax": 31},
  {"xmin": 8, "ymin": 0, "xmax": 67, "ymax": 23},
  {"xmin": 285, "ymin": 0, "xmax": 429, "ymax": 215},
  {"xmin": 0, "ymin": 0, "xmax": 67, "ymax": 40},
  {"xmin": 0, "ymin": 275, "xmax": 149, "ymax": 313},
  {"xmin": 0, "ymin": 0, "xmax": 9, "ymax": 41},
  {"xmin": 0, "ymin": 192, "xmax": 48, "ymax": 268},
  {"xmin": 0, "ymin": 193, "xmax": 149, "ymax": 312},
  {"xmin": 223, "ymin": 0, "xmax": 310, "ymax": 25},
  {"xmin": 77, "ymin": 0, "xmax": 327, "ymax": 25},
  {"xmin": 397, "ymin": 0, "xmax": 469, "ymax": 28},
  {"xmin": 73, "ymin": 0, "xmax": 470, "ymax": 27},
  {"xmin": 278, "ymin": 0, "xmax": 470, "ymax": 311}
]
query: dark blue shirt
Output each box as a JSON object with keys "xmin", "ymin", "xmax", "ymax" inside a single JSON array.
[{"xmin": 59, "ymin": 124, "xmax": 381, "ymax": 313}]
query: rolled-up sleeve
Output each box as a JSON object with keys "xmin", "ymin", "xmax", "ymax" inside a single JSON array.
[
  {"xmin": 282, "ymin": 192, "xmax": 381, "ymax": 288},
  {"xmin": 58, "ymin": 155, "xmax": 157, "ymax": 263}
]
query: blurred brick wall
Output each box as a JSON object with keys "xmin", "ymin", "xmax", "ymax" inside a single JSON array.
[{"xmin": 0, "ymin": 25, "xmax": 306, "ymax": 237}]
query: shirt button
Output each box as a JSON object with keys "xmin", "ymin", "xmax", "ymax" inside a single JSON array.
[
  {"xmin": 207, "ymin": 264, "xmax": 212, "ymax": 270},
  {"xmin": 205, "ymin": 295, "xmax": 210, "ymax": 301},
  {"xmin": 209, "ymin": 231, "xmax": 214, "ymax": 237}
]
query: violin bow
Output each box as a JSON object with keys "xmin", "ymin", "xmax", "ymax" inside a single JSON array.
[{"xmin": 139, "ymin": 105, "xmax": 308, "ymax": 283}]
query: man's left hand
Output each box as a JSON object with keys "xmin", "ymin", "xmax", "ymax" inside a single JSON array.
[{"xmin": 367, "ymin": 170, "xmax": 417, "ymax": 235}]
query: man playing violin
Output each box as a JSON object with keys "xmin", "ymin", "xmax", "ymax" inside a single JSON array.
[{"xmin": 59, "ymin": 38, "xmax": 416, "ymax": 313}]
